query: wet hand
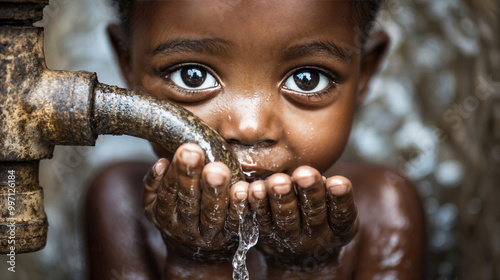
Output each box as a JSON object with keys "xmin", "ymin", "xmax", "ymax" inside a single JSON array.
[
  {"xmin": 143, "ymin": 143, "xmax": 248, "ymax": 263},
  {"xmin": 248, "ymin": 166, "xmax": 358, "ymax": 268}
]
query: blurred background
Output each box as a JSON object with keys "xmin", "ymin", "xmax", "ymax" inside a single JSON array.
[{"xmin": 0, "ymin": 0, "xmax": 499, "ymax": 279}]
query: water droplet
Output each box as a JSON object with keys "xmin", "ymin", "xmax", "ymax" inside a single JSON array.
[{"xmin": 232, "ymin": 211, "xmax": 259, "ymax": 280}]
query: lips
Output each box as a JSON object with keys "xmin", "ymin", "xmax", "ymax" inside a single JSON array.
[
  {"xmin": 240, "ymin": 164, "xmax": 276, "ymax": 183},
  {"xmin": 231, "ymin": 144, "xmax": 292, "ymax": 183}
]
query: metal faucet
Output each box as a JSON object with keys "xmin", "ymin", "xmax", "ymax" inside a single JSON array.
[{"xmin": 0, "ymin": 0, "xmax": 243, "ymax": 254}]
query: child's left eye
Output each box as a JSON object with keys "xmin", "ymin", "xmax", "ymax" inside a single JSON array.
[
  {"xmin": 282, "ymin": 69, "xmax": 332, "ymax": 94},
  {"xmin": 169, "ymin": 65, "xmax": 219, "ymax": 90}
]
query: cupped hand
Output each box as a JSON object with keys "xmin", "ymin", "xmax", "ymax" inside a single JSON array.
[
  {"xmin": 248, "ymin": 166, "xmax": 358, "ymax": 268},
  {"xmin": 143, "ymin": 143, "xmax": 248, "ymax": 263}
]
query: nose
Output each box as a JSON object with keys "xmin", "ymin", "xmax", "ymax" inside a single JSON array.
[{"xmin": 217, "ymin": 96, "xmax": 282, "ymax": 147}]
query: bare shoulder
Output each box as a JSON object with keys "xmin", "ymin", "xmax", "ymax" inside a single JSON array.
[
  {"xmin": 86, "ymin": 161, "xmax": 152, "ymax": 204},
  {"xmin": 85, "ymin": 161, "xmax": 153, "ymax": 224},
  {"xmin": 84, "ymin": 161, "xmax": 164, "ymax": 280},
  {"xmin": 327, "ymin": 162, "xmax": 426, "ymax": 278}
]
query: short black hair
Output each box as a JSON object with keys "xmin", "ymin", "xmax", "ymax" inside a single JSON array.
[
  {"xmin": 354, "ymin": 0, "xmax": 382, "ymax": 37},
  {"xmin": 111, "ymin": 0, "xmax": 134, "ymax": 39},
  {"xmin": 112, "ymin": 0, "xmax": 381, "ymax": 41}
]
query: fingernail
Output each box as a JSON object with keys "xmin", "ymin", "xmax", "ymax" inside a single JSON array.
[
  {"xmin": 328, "ymin": 178, "xmax": 349, "ymax": 196},
  {"xmin": 252, "ymin": 183, "xmax": 266, "ymax": 199},
  {"xmin": 329, "ymin": 185, "xmax": 349, "ymax": 196},
  {"xmin": 181, "ymin": 149, "xmax": 201, "ymax": 167},
  {"xmin": 206, "ymin": 170, "xmax": 225, "ymax": 188},
  {"xmin": 273, "ymin": 183, "xmax": 291, "ymax": 195},
  {"xmin": 271, "ymin": 176, "xmax": 291, "ymax": 195},
  {"xmin": 154, "ymin": 160, "xmax": 165, "ymax": 177},
  {"xmin": 235, "ymin": 184, "xmax": 247, "ymax": 200},
  {"xmin": 294, "ymin": 168, "xmax": 316, "ymax": 188}
]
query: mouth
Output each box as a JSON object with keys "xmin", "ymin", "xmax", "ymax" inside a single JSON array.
[
  {"xmin": 240, "ymin": 164, "xmax": 282, "ymax": 183},
  {"xmin": 232, "ymin": 145, "xmax": 291, "ymax": 183}
]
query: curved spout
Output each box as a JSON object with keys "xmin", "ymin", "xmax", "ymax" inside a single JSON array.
[{"xmin": 92, "ymin": 83, "xmax": 244, "ymax": 184}]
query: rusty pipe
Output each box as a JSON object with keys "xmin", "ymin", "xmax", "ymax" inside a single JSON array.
[
  {"xmin": 92, "ymin": 84, "xmax": 244, "ymax": 184},
  {"xmin": 0, "ymin": 3, "xmax": 243, "ymax": 253}
]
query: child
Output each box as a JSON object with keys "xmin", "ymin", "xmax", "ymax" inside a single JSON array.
[{"xmin": 84, "ymin": 0, "xmax": 426, "ymax": 279}]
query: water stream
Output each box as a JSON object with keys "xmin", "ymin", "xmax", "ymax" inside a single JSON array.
[{"xmin": 232, "ymin": 211, "xmax": 259, "ymax": 280}]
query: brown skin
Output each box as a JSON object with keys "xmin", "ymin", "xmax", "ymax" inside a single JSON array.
[{"xmin": 85, "ymin": 1, "xmax": 426, "ymax": 279}]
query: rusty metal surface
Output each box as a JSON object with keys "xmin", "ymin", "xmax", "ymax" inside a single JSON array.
[
  {"xmin": 93, "ymin": 83, "xmax": 245, "ymax": 185},
  {"xmin": 0, "ymin": 161, "xmax": 47, "ymax": 253},
  {"xmin": 0, "ymin": 26, "xmax": 97, "ymax": 162},
  {"xmin": 0, "ymin": 25, "xmax": 96, "ymax": 254},
  {"xmin": 32, "ymin": 70, "xmax": 98, "ymax": 146},
  {"xmin": 0, "ymin": 0, "xmax": 49, "ymax": 25},
  {"xmin": 0, "ymin": 26, "xmax": 55, "ymax": 161}
]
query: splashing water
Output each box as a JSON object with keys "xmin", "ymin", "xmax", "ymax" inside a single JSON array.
[{"xmin": 232, "ymin": 211, "xmax": 259, "ymax": 280}]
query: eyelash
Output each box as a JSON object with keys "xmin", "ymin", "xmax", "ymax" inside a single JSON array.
[
  {"xmin": 280, "ymin": 66, "xmax": 339, "ymax": 99},
  {"xmin": 157, "ymin": 63, "xmax": 221, "ymax": 98}
]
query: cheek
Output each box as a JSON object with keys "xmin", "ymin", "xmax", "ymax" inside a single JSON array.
[
  {"xmin": 132, "ymin": 65, "xmax": 158, "ymax": 93},
  {"xmin": 285, "ymin": 101, "xmax": 355, "ymax": 173}
]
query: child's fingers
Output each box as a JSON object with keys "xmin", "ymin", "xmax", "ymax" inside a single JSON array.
[
  {"xmin": 166, "ymin": 143, "xmax": 204, "ymax": 238},
  {"xmin": 267, "ymin": 174, "xmax": 301, "ymax": 238},
  {"xmin": 248, "ymin": 181, "xmax": 273, "ymax": 237},
  {"xmin": 224, "ymin": 181, "xmax": 249, "ymax": 236},
  {"xmin": 326, "ymin": 176, "xmax": 359, "ymax": 246},
  {"xmin": 143, "ymin": 158, "xmax": 169, "ymax": 209},
  {"xmin": 199, "ymin": 162, "xmax": 231, "ymax": 237},
  {"xmin": 292, "ymin": 166, "xmax": 328, "ymax": 235},
  {"xmin": 143, "ymin": 158, "xmax": 173, "ymax": 227}
]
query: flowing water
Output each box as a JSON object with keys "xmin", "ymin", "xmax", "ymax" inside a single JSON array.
[{"xmin": 232, "ymin": 211, "xmax": 259, "ymax": 280}]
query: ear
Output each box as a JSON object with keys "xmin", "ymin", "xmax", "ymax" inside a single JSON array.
[
  {"xmin": 357, "ymin": 31, "xmax": 391, "ymax": 105},
  {"xmin": 107, "ymin": 24, "xmax": 133, "ymax": 88}
]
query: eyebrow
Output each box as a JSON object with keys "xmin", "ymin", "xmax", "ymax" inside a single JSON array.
[
  {"xmin": 149, "ymin": 38, "xmax": 231, "ymax": 56},
  {"xmin": 283, "ymin": 41, "xmax": 353, "ymax": 64}
]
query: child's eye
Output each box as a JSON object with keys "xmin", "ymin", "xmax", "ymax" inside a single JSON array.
[
  {"xmin": 169, "ymin": 65, "xmax": 219, "ymax": 90},
  {"xmin": 282, "ymin": 69, "xmax": 332, "ymax": 94}
]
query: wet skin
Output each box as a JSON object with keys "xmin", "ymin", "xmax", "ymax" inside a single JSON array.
[{"xmin": 85, "ymin": 1, "xmax": 426, "ymax": 279}]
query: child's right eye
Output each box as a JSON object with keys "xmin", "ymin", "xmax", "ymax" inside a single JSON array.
[
  {"xmin": 168, "ymin": 65, "xmax": 219, "ymax": 91},
  {"xmin": 158, "ymin": 63, "xmax": 222, "ymax": 102}
]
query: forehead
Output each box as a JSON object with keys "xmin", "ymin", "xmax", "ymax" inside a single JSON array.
[{"xmin": 132, "ymin": 0, "xmax": 361, "ymax": 54}]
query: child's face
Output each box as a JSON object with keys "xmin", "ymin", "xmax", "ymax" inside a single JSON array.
[{"xmin": 117, "ymin": 0, "xmax": 383, "ymax": 179}]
